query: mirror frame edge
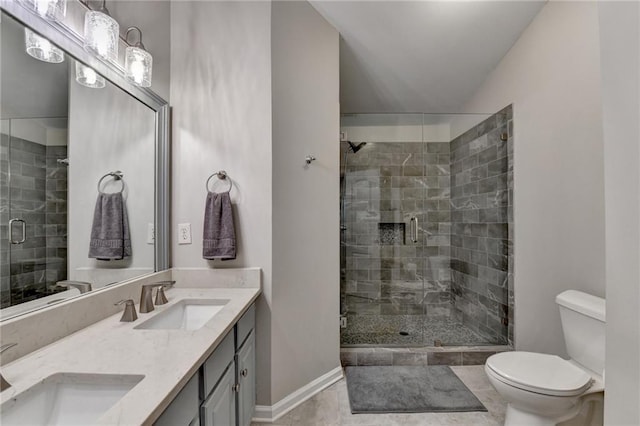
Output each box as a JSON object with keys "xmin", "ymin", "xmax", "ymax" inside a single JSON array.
[{"xmin": 0, "ymin": 2, "xmax": 170, "ymax": 296}]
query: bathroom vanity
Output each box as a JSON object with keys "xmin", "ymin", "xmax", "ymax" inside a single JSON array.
[{"xmin": 0, "ymin": 270, "xmax": 261, "ymax": 425}]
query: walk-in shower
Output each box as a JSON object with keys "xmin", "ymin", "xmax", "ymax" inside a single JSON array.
[
  {"xmin": 1, "ymin": 117, "xmax": 69, "ymax": 308},
  {"xmin": 339, "ymin": 107, "xmax": 514, "ymax": 353}
]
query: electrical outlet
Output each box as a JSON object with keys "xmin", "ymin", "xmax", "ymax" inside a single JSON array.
[
  {"xmin": 178, "ymin": 223, "xmax": 192, "ymax": 245},
  {"xmin": 340, "ymin": 316, "xmax": 347, "ymax": 329},
  {"xmin": 340, "ymin": 131, "xmax": 347, "ymax": 141},
  {"xmin": 147, "ymin": 223, "xmax": 155, "ymax": 244}
]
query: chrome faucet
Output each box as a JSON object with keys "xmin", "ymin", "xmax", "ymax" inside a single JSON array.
[
  {"xmin": 57, "ymin": 280, "xmax": 93, "ymax": 294},
  {"xmin": 1, "ymin": 343, "xmax": 17, "ymax": 392},
  {"xmin": 114, "ymin": 299, "xmax": 138, "ymax": 322},
  {"xmin": 139, "ymin": 281, "xmax": 176, "ymax": 313}
]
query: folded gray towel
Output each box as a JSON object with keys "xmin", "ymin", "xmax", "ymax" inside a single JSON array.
[
  {"xmin": 203, "ymin": 191, "xmax": 236, "ymax": 260},
  {"xmin": 89, "ymin": 193, "xmax": 131, "ymax": 260}
]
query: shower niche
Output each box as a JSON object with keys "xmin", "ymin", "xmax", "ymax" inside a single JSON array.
[
  {"xmin": 377, "ymin": 223, "xmax": 406, "ymax": 245},
  {"xmin": 339, "ymin": 107, "xmax": 514, "ymax": 350}
]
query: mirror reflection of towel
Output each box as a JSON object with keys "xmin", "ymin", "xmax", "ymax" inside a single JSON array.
[
  {"xmin": 203, "ymin": 192, "xmax": 236, "ymax": 260},
  {"xmin": 88, "ymin": 193, "xmax": 131, "ymax": 260}
]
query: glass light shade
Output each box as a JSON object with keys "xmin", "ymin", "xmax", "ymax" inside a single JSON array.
[
  {"xmin": 18, "ymin": 0, "xmax": 66, "ymax": 21},
  {"xmin": 125, "ymin": 46, "xmax": 152, "ymax": 87},
  {"xmin": 75, "ymin": 62, "xmax": 105, "ymax": 89},
  {"xmin": 24, "ymin": 28, "xmax": 64, "ymax": 63},
  {"xmin": 83, "ymin": 10, "xmax": 119, "ymax": 63}
]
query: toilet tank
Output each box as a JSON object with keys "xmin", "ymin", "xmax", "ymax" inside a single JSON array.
[{"xmin": 556, "ymin": 290, "xmax": 606, "ymax": 376}]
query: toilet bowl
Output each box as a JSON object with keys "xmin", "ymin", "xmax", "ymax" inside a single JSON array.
[
  {"xmin": 486, "ymin": 290, "xmax": 605, "ymax": 426},
  {"xmin": 485, "ymin": 351, "xmax": 603, "ymax": 425}
]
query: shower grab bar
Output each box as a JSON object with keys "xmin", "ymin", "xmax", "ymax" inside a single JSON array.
[
  {"xmin": 409, "ymin": 217, "xmax": 418, "ymax": 243},
  {"xmin": 8, "ymin": 218, "xmax": 26, "ymax": 244}
]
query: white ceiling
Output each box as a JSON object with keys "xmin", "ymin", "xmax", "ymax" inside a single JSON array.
[{"xmin": 310, "ymin": 1, "xmax": 546, "ymax": 113}]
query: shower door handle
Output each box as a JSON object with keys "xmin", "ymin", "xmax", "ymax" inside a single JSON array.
[
  {"xmin": 409, "ymin": 217, "xmax": 418, "ymax": 243},
  {"xmin": 9, "ymin": 218, "xmax": 26, "ymax": 244}
]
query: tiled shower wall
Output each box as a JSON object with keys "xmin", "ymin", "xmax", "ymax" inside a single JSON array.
[
  {"xmin": 341, "ymin": 141, "xmax": 452, "ymax": 319},
  {"xmin": 0, "ymin": 135, "xmax": 67, "ymax": 308},
  {"xmin": 450, "ymin": 106, "xmax": 514, "ymax": 345}
]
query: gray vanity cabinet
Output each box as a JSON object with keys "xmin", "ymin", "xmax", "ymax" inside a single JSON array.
[
  {"xmin": 236, "ymin": 330, "xmax": 255, "ymax": 426},
  {"xmin": 154, "ymin": 304, "xmax": 256, "ymax": 426},
  {"xmin": 201, "ymin": 360, "xmax": 237, "ymax": 426}
]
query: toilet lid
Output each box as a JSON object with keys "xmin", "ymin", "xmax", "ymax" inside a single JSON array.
[{"xmin": 486, "ymin": 352, "xmax": 593, "ymax": 396}]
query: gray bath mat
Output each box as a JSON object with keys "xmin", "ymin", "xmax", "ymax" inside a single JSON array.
[{"xmin": 344, "ymin": 365, "xmax": 487, "ymax": 414}]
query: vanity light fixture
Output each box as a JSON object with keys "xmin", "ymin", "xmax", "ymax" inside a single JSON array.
[
  {"xmin": 17, "ymin": 0, "xmax": 66, "ymax": 22},
  {"xmin": 75, "ymin": 62, "xmax": 106, "ymax": 89},
  {"xmin": 24, "ymin": 28, "xmax": 64, "ymax": 63},
  {"xmin": 124, "ymin": 27, "xmax": 152, "ymax": 87},
  {"xmin": 83, "ymin": 0, "xmax": 119, "ymax": 63}
]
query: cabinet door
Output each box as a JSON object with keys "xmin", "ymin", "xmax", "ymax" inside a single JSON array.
[
  {"xmin": 155, "ymin": 373, "xmax": 200, "ymax": 426},
  {"xmin": 236, "ymin": 330, "xmax": 255, "ymax": 426},
  {"xmin": 201, "ymin": 361, "xmax": 236, "ymax": 426}
]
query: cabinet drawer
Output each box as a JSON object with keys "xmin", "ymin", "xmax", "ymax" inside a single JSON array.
[
  {"xmin": 203, "ymin": 332, "xmax": 235, "ymax": 398},
  {"xmin": 236, "ymin": 304, "xmax": 255, "ymax": 348},
  {"xmin": 154, "ymin": 373, "xmax": 199, "ymax": 426}
]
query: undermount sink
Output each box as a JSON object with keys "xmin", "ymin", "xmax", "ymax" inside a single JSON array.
[
  {"xmin": 0, "ymin": 373, "xmax": 143, "ymax": 426},
  {"xmin": 134, "ymin": 299, "xmax": 229, "ymax": 331}
]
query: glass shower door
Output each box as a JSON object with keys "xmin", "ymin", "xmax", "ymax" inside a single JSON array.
[
  {"xmin": 340, "ymin": 113, "xmax": 426, "ymax": 346},
  {"xmin": 1, "ymin": 118, "xmax": 68, "ymax": 309}
]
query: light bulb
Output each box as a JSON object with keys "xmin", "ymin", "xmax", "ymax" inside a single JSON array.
[
  {"xmin": 75, "ymin": 62, "xmax": 105, "ymax": 89},
  {"xmin": 18, "ymin": 0, "xmax": 66, "ymax": 21},
  {"xmin": 125, "ymin": 45, "xmax": 152, "ymax": 87},
  {"xmin": 83, "ymin": 10, "xmax": 119, "ymax": 63},
  {"xmin": 24, "ymin": 28, "xmax": 64, "ymax": 63}
]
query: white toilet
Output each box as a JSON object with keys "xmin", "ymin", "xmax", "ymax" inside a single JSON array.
[{"xmin": 485, "ymin": 290, "xmax": 605, "ymax": 426}]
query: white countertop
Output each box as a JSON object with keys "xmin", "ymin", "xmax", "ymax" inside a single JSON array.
[{"xmin": 0, "ymin": 287, "xmax": 261, "ymax": 425}]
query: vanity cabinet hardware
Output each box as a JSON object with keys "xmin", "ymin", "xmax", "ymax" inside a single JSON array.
[
  {"xmin": 232, "ymin": 383, "xmax": 240, "ymax": 393},
  {"xmin": 240, "ymin": 368, "xmax": 248, "ymax": 377},
  {"xmin": 114, "ymin": 299, "xmax": 138, "ymax": 322},
  {"xmin": 0, "ymin": 343, "xmax": 18, "ymax": 391},
  {"xmin": 8, "ymin": 218, "xmax": 26, "ymax": 244}
]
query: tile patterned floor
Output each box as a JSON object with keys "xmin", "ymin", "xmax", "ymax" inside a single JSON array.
[
  {"xmin": 252, "ymin": 366, "xmax": 506, "ymax": 426},
  {"xmin": 340, "ymin": 315, "xmax": 491, "ymax": 346}
]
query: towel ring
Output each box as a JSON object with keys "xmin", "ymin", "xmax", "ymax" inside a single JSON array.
[
  {"xmin": 98, "ymin": 171, "xmax": 125, "ymax": 194},
  {"xmin": 206, "ymin": 170, "xmax": 233, "ymax": 193}
]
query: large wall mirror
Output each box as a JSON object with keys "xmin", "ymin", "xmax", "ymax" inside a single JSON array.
[{"xmin": 0, "ymin": 3, "xmax": 169, "ymax": 320}]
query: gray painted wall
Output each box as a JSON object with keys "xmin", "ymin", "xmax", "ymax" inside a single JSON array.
[
  {"xmin": 271, "ymin": 0, "xmax": 340, "ymax": 402},
  {"xmin": 461, "ymin": 1, "xmax": 606, "ymax": 356},
  {"xmin": 599, "ymin": 2, "xmax": 640, "ymax": 424}
]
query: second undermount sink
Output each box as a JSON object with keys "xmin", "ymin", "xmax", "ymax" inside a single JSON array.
[
  {"xmin": 0, "ymin": 373, "xmax": 144, "ymax": 426},
  {"xmin": 134, "ymin": 299, "xmax": 229, "ymax": 331}
]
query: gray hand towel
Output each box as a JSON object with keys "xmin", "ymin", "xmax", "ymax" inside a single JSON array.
[
  {"xmin": 89, "ymin": 193, "xmax": 132, "ymax": 260},
  {"xmin": 203, "ymin": 191, "xmax": 236, "ymax": 260}
]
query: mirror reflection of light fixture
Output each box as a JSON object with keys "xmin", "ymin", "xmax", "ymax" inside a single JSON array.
[
  {"xmin": 75, "ymin": 62, "xmax": 105, "ymax": 89},
  {"xmin": 124, "ymin": 27, "xmax": 152, "ymax": 88},
  {"xmin": 17, "ymin": 0, "xmax": 66, "ymax": 22},
  {"xmin": 24, "ymin": 28, "xmax": 64, "ymax": 63},
  {"xmin": 83, "ymin": 0, "xmax": 119, "ymax": 63}
]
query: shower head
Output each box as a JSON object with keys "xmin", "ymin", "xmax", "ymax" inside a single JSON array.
[{"xmin": 347, "ymin": 141, "xmax": 367, "ymax": 153}]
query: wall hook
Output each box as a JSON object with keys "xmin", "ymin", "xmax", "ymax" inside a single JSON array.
[{"xmin": 305, "ymin": 155, "xmax": 316, "ymax": 165}]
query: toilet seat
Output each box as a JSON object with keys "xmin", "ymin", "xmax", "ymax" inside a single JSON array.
[{"xmin": 486, "ymin": 352, "xmax": 593, "ymax": 397}]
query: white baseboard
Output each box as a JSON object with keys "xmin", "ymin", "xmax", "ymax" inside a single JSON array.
[{"xmin": 252, "ymin": 366, "xmax": 343, "ymax": 423}]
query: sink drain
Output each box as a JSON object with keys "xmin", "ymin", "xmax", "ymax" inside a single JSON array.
[{"xmin": 399, "ymin": 331, "xmax": 409, "ymax": 336}]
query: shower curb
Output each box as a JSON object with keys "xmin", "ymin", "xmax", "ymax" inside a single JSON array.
[{"xmin": 340, "ymin": 345, "xmax": 511, "ymax": 367}]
